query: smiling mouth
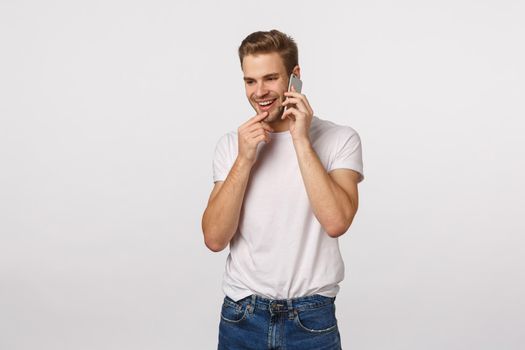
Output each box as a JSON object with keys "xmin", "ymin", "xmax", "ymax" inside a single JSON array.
[{"xmin": 256, "ymin": 98, "xmax": 277, "ymax": 111}]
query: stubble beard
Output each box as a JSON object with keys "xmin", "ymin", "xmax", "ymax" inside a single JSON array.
[{"xmin": 263, "ymin": 105, "xmax": 285, "ymax": 123}]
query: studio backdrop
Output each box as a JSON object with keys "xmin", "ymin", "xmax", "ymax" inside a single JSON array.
[{"xmin": 1, "ymin": 1, "xmax": 524, "ymax": 349}]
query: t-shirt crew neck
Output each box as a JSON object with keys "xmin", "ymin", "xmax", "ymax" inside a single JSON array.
[
  {"xmin": 268, "ymin": 116, "xmax": 320, "ymax": 139},
  {"xmin": 269, "ymin": 129, "xmax": 292, "ymax": 139}
]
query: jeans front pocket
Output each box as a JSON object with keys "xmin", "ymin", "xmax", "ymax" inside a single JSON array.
[
  {"xmin": 220, "ymin": 297, "xmax": 249, "ymax": 324},
  {"xmin": 294, "ymin": 302, "xmax": 338, "ymax": 334}
]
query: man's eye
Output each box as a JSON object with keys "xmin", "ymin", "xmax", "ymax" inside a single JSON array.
[{"xmin": 246, "ymin": 81, "xmax": 254, "ymax": 85}]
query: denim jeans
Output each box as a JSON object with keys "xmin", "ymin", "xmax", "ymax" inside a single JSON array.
[{"xmin": 218, "ymin": 293, "xmax": 342, "ymax": 349}]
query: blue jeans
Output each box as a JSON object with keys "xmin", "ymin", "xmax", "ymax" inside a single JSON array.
[{"xmin": 218, "ymin": 293, "xmax": 342, "ymax": 349}]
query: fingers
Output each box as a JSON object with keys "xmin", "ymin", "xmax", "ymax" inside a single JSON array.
[
  {"xmin": 239, "ymin": 111, "xmax": 273, "ymax": 142},
  {"xmin": 251, "ymin": 111, "xmax": 269, "ymax": 123},
  {"xmin": 239, "ymin": 111, "xmax": 269, "ymax": 131},
  {"xmin": 238, "ymin": 113, "xmax": 273, "ymax": 147},
  {"xmin": 253, "ymin": 133, "xmax": 270, "ymax": 145},
  {"xmin": 246, "ymin": 127, "xmax": 266, "ymax": 136},
  {"xmin": 282, "ymin": 97, "xmax": 311, "ymax": 114},
  {"xmin": 261, "ymin": 122, "xmax": 274, "ymax": 132},
  {"xmin": 246, "ymin": 120, "xmax": 273, "ymax": 134},
  {"xmin": 237, "ymin": 112, "xmax": 275, "ymax": 164},
  {"xmin": 284, "ymin": 91, "xmax": 313, "ymax": 115},
  {"xmin": 283, "ymin": 94, "xmax": 313, "ymax": 116},
  {"xmin": 284, "ymin": 90, "xmax": 302, "ymax": 98},
  {"xmin": 239, "ymin": 129, "xmax": 270, "ymax": 145},
  {"xmin": 248, "ymin": 127, "xmax": 271, "ymax": 142},
  {"xmin": 281, "ymin": 106, "xmax": 305, "ymax": 121}
]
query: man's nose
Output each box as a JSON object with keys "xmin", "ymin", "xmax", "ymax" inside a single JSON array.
[{"xmin": 255, "ymin": 82, "xmax": 269, "ymax": 97}]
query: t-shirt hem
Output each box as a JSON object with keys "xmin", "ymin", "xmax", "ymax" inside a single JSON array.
[
  {"xmin": 224, "ymin": 289, "xmax": 340, "ymax": 302},
  {"xmin": 224, "ymin": 290, "xmax": 254, "ymax": 302}
]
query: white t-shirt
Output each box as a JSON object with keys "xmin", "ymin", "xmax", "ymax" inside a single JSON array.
[{"xmin": 212, "ymin": 116, "xmax": 364, "ymax": 302}]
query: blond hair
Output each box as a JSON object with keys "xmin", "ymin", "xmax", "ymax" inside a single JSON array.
[{"xmin": 238, "ymin": 29, "xmax": 299, "ymax": 75}]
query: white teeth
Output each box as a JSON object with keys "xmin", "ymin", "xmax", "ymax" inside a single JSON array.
[{"xmin": 258, "ymin": 99, "xmax": 275, "ymax": 106}]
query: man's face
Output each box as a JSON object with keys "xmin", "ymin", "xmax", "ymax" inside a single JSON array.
[{"xmin": 242, "ymin": 52, "xmax": 290, "ymax": 124}]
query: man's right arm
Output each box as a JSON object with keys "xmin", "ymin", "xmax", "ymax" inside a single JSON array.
[
  {"xmin": 201, "ymin": 157, "xmax": 253, "ymax": 252},
  {"xmin": 201, "ymin": 111, "xmax": 272, "ymax": 252}
]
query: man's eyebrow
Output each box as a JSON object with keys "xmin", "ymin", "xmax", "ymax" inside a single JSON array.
[{"xmin": 243, "ymin": 73, "xmax": 280, "ymax": 81}]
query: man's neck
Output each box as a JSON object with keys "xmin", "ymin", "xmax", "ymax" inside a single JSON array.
[{"xmin": 268, "ymin": 118, "xmax": 290, "ymax": 132}]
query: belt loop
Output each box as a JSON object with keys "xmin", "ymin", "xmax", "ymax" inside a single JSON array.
[
  {"xmin": 287, "ymin": 298, "xmax": 294, "ymax": 320},
  {"xmin": 250, "ymin": 294, "xmax": 256, "ymax": 315}
]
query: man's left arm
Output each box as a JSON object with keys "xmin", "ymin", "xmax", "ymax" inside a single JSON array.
[
  {"xmin": 282, "ymin": 88, "xmax": 360, "ymax": 238},
  {"xmin": 293, "ymin": 140, "xmax": 359, "ymax": 237}
]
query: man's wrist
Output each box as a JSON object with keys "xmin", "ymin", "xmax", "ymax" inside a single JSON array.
[
  {"xmin": 292, "ymin": 136, "xmax": 312, "ymax": 150},
  {"xmin": 234, "ymin": 156, "xmax": 254, "ymax": 172}
]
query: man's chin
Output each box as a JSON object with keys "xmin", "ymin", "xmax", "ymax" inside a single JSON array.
[{"xmin": 262, "ymin": 107, "xmax": 284, "ymax": 123}]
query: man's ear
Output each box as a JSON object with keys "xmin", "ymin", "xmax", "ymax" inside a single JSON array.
[{"xmin": 292, "ymin": 65, "xmax": 301, "ymax": 79}]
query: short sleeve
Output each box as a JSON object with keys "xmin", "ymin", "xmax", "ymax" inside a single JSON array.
[
  {"xmin": 328, "ymin": 128, "xmax": 365, "ymax": 183},
  {"xmin": 212, "ymin": 133, "xmax": 234, "ymax": 183}
]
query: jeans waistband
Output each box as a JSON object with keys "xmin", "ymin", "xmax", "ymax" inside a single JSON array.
[{"xmin": 225, "ymin": 293, "xmax": 336, "ymax": 313}]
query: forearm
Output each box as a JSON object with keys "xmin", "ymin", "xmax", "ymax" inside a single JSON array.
[
  {"xmin": 202, "ymin": 157, "xmax": 252, "ymax": 251},
  {"xmin": 293, "ymin": 139, "xmax": 356, "ymax": 237}
]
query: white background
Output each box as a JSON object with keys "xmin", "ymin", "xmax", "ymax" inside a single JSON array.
[{"xmin": 1, "ymin": 0, "xmax": 524, "ymax": 349}]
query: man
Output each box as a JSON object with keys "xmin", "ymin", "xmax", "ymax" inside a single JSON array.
[{"xmin": 202, "ymin": 29, "xmax": 364, "ymax": 349}]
